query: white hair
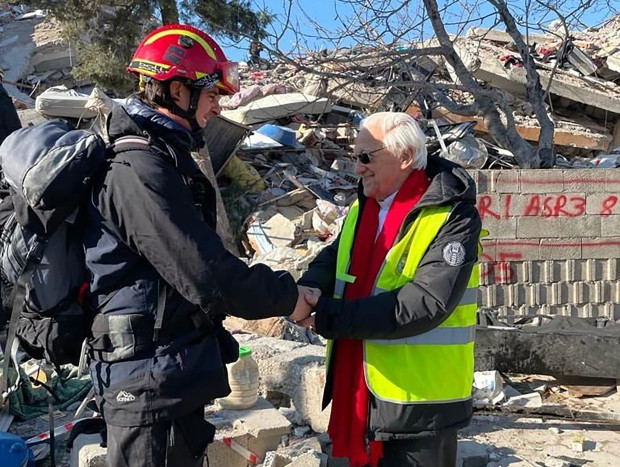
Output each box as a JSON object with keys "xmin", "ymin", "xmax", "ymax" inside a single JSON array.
[{"xmin": 359, "ymin": 112, "xmax": 427, "ymax": 170}]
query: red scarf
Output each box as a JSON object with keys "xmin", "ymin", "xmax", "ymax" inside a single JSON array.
[{"xmin": 328, "ymin": 170, "xmax": 431, "ymax": 467}]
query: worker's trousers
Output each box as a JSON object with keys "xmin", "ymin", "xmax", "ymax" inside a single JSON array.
[
  {"xmin": 106, "ymin": 407, "xmax": 215, "ymax": 467},
  {"xmin": 378, "ymin": 428, "xmax": 458, "ymax": 467}
]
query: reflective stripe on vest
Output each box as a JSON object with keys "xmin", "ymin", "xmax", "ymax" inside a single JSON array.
[{"xmin": 333, "ymin": 202, "xmax": 479, "ymax": 405}]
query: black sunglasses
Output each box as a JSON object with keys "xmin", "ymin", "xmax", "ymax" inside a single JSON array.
[{"xmin": 353, "ymin": 146, "xmax": 385, "ymax": 164}]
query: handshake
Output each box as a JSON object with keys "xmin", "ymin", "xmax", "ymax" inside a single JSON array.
[{"xmin": 289, "ymin": 286, "xmax": 321, "ymax": 330}]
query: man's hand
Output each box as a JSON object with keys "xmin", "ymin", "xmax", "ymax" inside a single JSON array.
[{"xmin": 289, "ymin": 286, "xmax": 321, "ymax": 322}]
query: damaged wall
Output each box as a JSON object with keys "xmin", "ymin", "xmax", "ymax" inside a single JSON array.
[{"xmin": 475, "ymin": 168, "xmax": 620, "ymax": 322}]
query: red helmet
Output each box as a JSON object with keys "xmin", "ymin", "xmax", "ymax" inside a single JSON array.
[{"xmin": 127, "ymin": 24, "xmax": 239, "ymax": 95}]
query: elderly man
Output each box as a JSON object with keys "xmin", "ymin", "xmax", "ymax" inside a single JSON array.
[{"xmin": 298, "ymin": 112, "xmax": 481, "ymax": 467}]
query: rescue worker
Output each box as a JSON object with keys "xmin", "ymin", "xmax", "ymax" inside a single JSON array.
[
  {"xmin": 297, "ymin": 112, "xmax": 481, "ymax": 467},
  {"xmin": 83, "ymin": 24, "xmax": 317, "ymax": 467},
  {"xmin": 0, "ymin": 70, "xmax": 21, "ymax": 145}
]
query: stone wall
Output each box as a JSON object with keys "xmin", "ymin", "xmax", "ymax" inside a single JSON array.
[{"xmin": 473, "ymin": 168, "xmax": 620, "ymax": 322}]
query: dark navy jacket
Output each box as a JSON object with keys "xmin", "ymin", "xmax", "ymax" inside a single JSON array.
[{"xmin": 84, "ymin": 99, "xmax": 298, "ymax": 426}]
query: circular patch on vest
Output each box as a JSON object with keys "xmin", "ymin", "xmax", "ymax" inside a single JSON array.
[{"xmin": 443, "ymin": 242, "xmax": 466, "ymax": 266}]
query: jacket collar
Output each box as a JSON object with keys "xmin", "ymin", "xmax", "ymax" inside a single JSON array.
[{"xmin": 107, "ymin": 98, "xmax": 204, "ymax": 177}]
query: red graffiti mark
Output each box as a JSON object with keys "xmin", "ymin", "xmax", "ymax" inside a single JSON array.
[
  {"xmin": 504, "ymin": 194, "xmax": 512, "ymax": 219},
  {"xmin": 601, "ymin": 195, "xmax": 618, "ymax": 217},
  {"xmin": 480, "ymin": 251, "xmax": 522, "ymax": 284},
  {"xmin": 478, "ymin": 195, "xmax": 501, "ymax": 220},
  {"xmin": 571, "ymin": 196, "xmax": 586, "ymax": 217},
  {"xmin": 542, "ymin": 196, "xmax": 554, "ymax": 217},
  {"xmin": 495, "ymin": 240, "xmax": 620, "ymax": 248},
  {"xmin": 524, "ymin": 195, "xmax": 541, "ymax": 216},
  {"xmin": 518, "ymin": 178, "xmax": 620, "ymax": 185}
]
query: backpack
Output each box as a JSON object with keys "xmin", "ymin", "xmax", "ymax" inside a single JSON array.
[{"xmin": 0, "ymin": 119, "xmax": 149, "ymax": 400}]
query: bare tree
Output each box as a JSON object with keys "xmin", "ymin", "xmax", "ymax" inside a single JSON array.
[{"xmin": 247, "ymin": 0, "xmax": 618, "ymax": 168}]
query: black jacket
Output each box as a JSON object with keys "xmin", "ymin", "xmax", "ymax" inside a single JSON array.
[
  {"xmin": 299, "ymin": 156, "xmax": 481, "ymax": 440},
  {"xmin": 84, "ymin": 98, "xmax": 298, "ymax": 426},
  {"xmin": 0, "ymin": 84, "xmax": 21, "ymax": 145}
]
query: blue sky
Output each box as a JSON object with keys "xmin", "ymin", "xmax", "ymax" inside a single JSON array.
[{"xmin": 219, "ymin": 0, "xmax": 617, "ymax": 62}]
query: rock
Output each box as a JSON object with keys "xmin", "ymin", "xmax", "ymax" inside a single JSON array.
[
  {"xmin": 293, "ymin": 426, "xmax": 312, "ymax": 437},
  {"xmin": 457, "ymin": 440, "xmax": 490, "ymax": 467},
  {"xmin": 288, "ymin": 451, "xmax": 327, "ymax": 467},
  {"xmin": 283, "ymin": 436, "xmax": 323, "ymax": 459},
  {"xmin": 503, "ymin": 392, "xmax": 543, "ymax": 408},
  {"xmin": 262, "ymin": 451, "xmax": 291, "ymax": 467}
]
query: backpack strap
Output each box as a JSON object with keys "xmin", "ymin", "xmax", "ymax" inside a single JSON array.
[
  {"xmin": 107, "ymin": 135, "xmax": 152, "ymax": 157},
  {"xmin": 1, "ymin": 235, "xmax": 47, "ymax": 403}
]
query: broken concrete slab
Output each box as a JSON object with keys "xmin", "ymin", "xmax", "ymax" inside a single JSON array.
[
  {"xmin": 608, "ymin": 51, "xmax": 620, "ymax": 73},
  {"xmin": 467, "ymin": 27, "xmax": 549, "ymax": 46},
  {"xmin": 31, "ymin": 46, "xmax": 76, "ymax": 73},
  {"xmin": 222, "ymin": 93, "xmax": 332, "ymax": 125},
  {"xmin": 435, "ymin": 108, "xmax": 613, "ymax": 151},
  {"xmin": 69, "ymin": 433, "xmax": 106, "ymax": 467},
  {"xmin": 454, "ymin": 40, "xmax": 620, "ymax": 115}
]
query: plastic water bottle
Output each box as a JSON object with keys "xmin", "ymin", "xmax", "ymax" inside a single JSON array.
[{"xmin": 218, "ymin": 346, "xmax": 260, "ymax": 410}]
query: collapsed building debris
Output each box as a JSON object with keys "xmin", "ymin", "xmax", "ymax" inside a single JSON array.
[{"xmin": 2, "ymin": 5, "xmax": 620, "ymax": 466}]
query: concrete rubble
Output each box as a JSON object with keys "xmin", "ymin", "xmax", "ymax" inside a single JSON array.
[{"xmin": 2, "ymin": 3, "xmax": 620, "ymax": 467}]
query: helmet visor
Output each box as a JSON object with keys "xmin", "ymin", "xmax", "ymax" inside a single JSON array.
[
  {"xmin": 188, "ymin": 61, "xmax": 239, "ymax": 95},
  {"xmin": 216, "ymin": 61, "xmax": 240, "ymax": 95}
]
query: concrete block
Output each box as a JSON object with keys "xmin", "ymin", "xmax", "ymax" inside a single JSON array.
[
  {"xmin": 582, "ymin": 239, "xmax": 620, "ymax": 260},
  {"xmin": 556, "ymin": 282, "xmax": 570, "ymax": 304},
  {"xmin": 539, "ymin": 239, "xmax": 582, "ymax": 260},
  {"xmin": 540, "ymin": 260, "xmax": 562, "ymax": 284},
  {"xmin": 514, "ymin": 261, "xmax": 533, "ymax": 283},
  {"xmin": 604, "ymin": 258, "xmax": 620, "ymax": 281},
  {"xmin": 516, "ymin": 216, "xmax": 601, "ymax": 239},
  {"xmin": 479, "ymin": 240, "xmax": 497, "ymax": 262},
  {"xmin": 209, "ymin": 398, "xmax": 292, "ymax": 467},
  {"xmin": 564, "ymin": 170, "xmax": 609, "ymax": 193},
  {"xmin": 209, "ymin": 434, "xmax": 252, "ymax": 467},
  {"xmin": 540, "ymin": 283, "xmax": 563, "ymax": 306},
  {"xmin": 602, "ymin": 215, "xmax": 620, "ymax": 237},
  {"xmin": 481, "ymin": 217, "xmax": 517, "ymax": 239},
  {"xmin": 479, "ymin": 286, "xmax": 495, "ymax": 307},
  {"xmin": 583, "ymin": 258, "xmax": 605, "ymax": 281},
  {"xmin": 562, "ymin": 259, "xmax": 576, "ymax": 281},
  {"xmin": 586, "ymin": 193, "xmax": 620, "ymax": 215},
  {"xmin": 519, "ymin": 170, "xmax": 563, "ymax": 193},
  {"xmin": 479, "ymin": 263, "xmax": 494, "ymax": 286},
  {"xmin": 69, "ymin": 433, "xmax": 106, "ymax": 467},
  {"xmin": 604, "ymin": 302, "xmax": 620, "ymax": 321},
  {"xmin": 604, "ymin": 281, "xmax": 620, "ymax": 303},
  {"xmin": 570, "ymin": 282, "xmax": 586, "ymax": 305},
  {"xmin": 497, "ymin": 240, "xmax": 540, "ymax": 260},
  {"xmin": 605, "ymin": 170, "xmax": 620, "ymax": 193},
  {"xmin": 494, "ymin": 170, "xmax": 520, "ymax": 193}
]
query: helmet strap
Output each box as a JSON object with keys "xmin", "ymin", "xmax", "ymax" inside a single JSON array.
[{"xmin": 161, "ymin": 81, "xmax": 203, "ymax": 132}]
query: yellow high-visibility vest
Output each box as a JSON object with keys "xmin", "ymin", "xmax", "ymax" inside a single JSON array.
[{"xmin": 330, "ymin": 201, "xmax": 478, "ymax": 404}]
